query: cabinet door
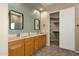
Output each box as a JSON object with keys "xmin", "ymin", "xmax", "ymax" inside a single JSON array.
[
  {"xmin": 35, "ymin": 37, "xmax": 39, "ymax": 51},
  {"xmin": 38, "ymin": 35, "xmax": 46, "ymax": 49},
  {"xmin": 25, "ymin": 37, "xmax": 35, "ymax": 56},
  {"xmin": 8, "ymin": 40, "xmax": 24, "ymax": 56},
  {"xmin": 38, "ymin": 36, "xmax": 43, "ymax": 49},
  {"xmin": 42, "ymin": 35, "xmax": 46, "ymax": 47}
]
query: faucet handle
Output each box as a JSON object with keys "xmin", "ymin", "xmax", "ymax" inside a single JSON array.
[{"xmin": 16, "ymin": 33, "xmax": 20, "ymax": 37}]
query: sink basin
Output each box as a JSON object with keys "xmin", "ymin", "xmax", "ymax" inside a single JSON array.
[
  {"xmin": 8, "ymin": 34, "xmax": 16, "ymax": 38},
  {"xmin": 20, "ymin": 33, "xmax": 29, "ymax": 37}
]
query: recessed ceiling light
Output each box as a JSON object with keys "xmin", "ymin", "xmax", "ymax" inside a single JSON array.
[{"xmin": 40, "ymin": 8, "xmax": 43, "ymax": 11}]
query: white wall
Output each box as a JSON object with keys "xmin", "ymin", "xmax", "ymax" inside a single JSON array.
[
  {"xmin": 41, "ymin": 11, "xmax": 50, "ymax": 46},
  {"xmin": 0, "ymin": 4, "xmax": 8, "ymax": 56}
]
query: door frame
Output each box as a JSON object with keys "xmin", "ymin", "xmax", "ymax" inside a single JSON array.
[
  {"xmin": 48, "ymin": 7, "xmax": 75, "ymax": 51},
  {"xmin": 48, "ymin": 10, "xmax": 60, "ymax": 46}
]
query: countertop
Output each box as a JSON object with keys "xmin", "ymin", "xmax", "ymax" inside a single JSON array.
[{"xmin": 8, "ymin": 33, "xmax": 46, "ymax": 42}]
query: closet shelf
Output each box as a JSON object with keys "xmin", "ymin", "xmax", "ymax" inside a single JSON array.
[
  {"xmin": 50, "ymin": 18, "xmax": 59, "ymax": 20},
  {"xmin": 53, "ymin": 31, "xmax": 59, "ymax": 33},
  {"xmin": 53, "ymin": 21, "xmax": 59, "ymax": 24}
]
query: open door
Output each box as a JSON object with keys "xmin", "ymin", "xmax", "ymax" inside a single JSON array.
[{"xmin": 59, "ymin": 7, "xmax": 75, "ymax": 51}]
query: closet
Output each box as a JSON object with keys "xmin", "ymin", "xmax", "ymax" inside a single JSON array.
[{"xmin": 50, "ymin": 12, "xmax": 59, "ymax": 45}]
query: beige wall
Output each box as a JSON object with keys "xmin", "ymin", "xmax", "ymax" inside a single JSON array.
[
  {"xmin": 47, "ymin": 3, "xmax": 79, "ymax": 52},
  {"xmin": 0, "ymin": 3, "xmax": 8, "ymax": 56},
  {"xmin": 41, "ymin": 11, "xmax": 50, "ymax": 46}
]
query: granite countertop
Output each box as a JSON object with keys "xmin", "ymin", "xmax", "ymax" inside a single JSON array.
[{"xmin": 8, "ymin": 33, "xmax": 46, "ymax": 42}]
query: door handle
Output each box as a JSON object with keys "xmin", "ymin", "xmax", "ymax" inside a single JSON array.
[{"xmin": 76, "ymin": 25, "xmax": 79, "ymax": 27}]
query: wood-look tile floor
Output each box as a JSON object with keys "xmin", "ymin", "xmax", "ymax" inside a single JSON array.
[{"xmin": 34, "ymin": 41, "xmax": 79, "ymax": 56}]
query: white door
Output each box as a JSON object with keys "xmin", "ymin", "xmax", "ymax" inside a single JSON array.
[{"xmin": 59, "ymin": 7, "xmax": 75, "ymax": 51}]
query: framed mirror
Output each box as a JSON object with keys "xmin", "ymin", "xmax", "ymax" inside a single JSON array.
[
  {"xmin": 34, "ymin": 19, "xmax": 40, "ymax": 30},
  {"xmin": 9, "ymin": 10, "xmax": 24, "ymax": 30}
]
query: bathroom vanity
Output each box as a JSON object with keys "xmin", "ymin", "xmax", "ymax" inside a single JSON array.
[{"xmin": 8, "ymin": 33, "xmax": 46, "ymax": 56}]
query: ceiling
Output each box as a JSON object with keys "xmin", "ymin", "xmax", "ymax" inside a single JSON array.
[
  {"xmin": 31, "ymin": 3, "xmax": 78, "ymax": 12},
  {"xmin": 30, "ymin": 3, "xmax": 54, "ymax": 11},
  {"xmin": 45, "ymin": 3, "xmax": 54, "ymax": 6}
]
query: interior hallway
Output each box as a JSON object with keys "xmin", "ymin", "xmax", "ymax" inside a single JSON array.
[{"xmin": 34, "ymin": 41, "xmax": 79, "ymax": 56}]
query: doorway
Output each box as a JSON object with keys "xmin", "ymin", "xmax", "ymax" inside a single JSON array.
[
  {"xmin": 49, "ymin": 7, "xmax": 75, "ymax": 51},
  {"xmin": 50, "ymin": 12, "xmax": 59, "ymax": 47}
]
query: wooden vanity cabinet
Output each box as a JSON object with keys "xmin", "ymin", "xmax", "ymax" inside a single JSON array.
[
  {"xmin": 8, "ymin": 40, "xmax": 24, "ymax": 56},
  {"xmin": 25, "ymin": 37, "xmax": 35, "ymax": 56},
  {"xmin": 24, "ymin": 35, "xmax": 46, "ymax": 55},
  {"xmin": 8, "ymin": 34, "xmax": 46, "ymax": 56}
]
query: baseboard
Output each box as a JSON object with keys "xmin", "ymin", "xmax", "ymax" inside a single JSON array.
[{"xmin": 46, "ymin": 43, "xmax": 50, "ymax": 47}]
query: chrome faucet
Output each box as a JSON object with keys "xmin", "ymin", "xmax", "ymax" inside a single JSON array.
[{"xmin": 16, "ymin": 33, "xmax": 20, "ymax": 37}]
